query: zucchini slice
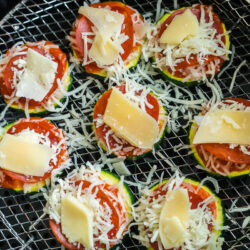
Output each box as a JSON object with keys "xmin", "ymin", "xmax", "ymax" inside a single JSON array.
[
  {"xmin": 152, "ymin": 5, "xmax": 230, "ymax": 87},
  {"xmin": 70, "ymin": 1, "xmax": 144, "ymax": 77},
  {"xmin": 0, "ymin": 118, "xmax": 67, "ymax": 192},
  {"xmin": 136, "ymin": 178, "xmax": 224, "ymax": 249},
  {"xmin": 93, "ymin": 87, "xmax": 167, "ymax": 160},
  {"xmin": 189, "ymin": 121, "xmax": 250, "ymax": 178}
]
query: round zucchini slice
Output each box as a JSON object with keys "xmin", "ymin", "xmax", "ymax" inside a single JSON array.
[
  {"xmin": 189, "ymin": 122, "xmax": 250, "ymax": 178},
  {"xmin": 136, "ymin": 177, "xmax": 224, "ymax": 249},
  {"xmin": 152, "ymin": 5, "xmax": 230, "ymax": 87},
  {"xmin": 70, "ymin": 1, "xmax": 145, "ymax": 77},
  {"xmin": 189, "ymin": 97, "xmax": 250, "ymax": 177},
  {"xmin": 0, "ymin": 41, "xmax": 72, "ymax": 114},
  {"xmin": 93, "ymin": 85, "xmax": 167, "ymax": 160},
  {"xmin": 48, "ymin": 168, "xmax": 134, "ymax": 250},
  {"xmin": 0, "ymin": 118, "xmax": 68, "ymax": 192}
]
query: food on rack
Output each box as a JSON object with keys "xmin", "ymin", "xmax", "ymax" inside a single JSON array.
[
  {"xmin": 93, "ymin": 82, "xmax": 167, "ymax": 159},
  {"xmin": 69, "ymin": 1, "xmax": 145, "ymax": 77},
  {"xmin": 147, "ymin": 4, "xmax": 230, "ymax": 86},
  {"xmin": 46, "ymin": 165, "xmax": 134, "ymax": 249},
  {"xmin": 189, "ymin": 98, "xmax": 250, "ymax": 177},
  {"xmin": 0, "ymin": 117, "xmax": 68, "ymax": 192},
  {"xmin": 0, "ymin": 41, "xmax": 72, "ymax": 113},
  {"xmin": 133, "ymin": 173, "xmax": 224, "ymax": 249}
]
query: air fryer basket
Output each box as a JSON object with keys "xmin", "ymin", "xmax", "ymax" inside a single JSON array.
[{"xmin": 0, "ymin": 0, "xmax": 249, "ymax": 249}]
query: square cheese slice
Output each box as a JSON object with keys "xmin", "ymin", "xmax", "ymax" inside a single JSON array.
[
  {"xmin": 88, "ymin": 33, "xmax": 120, "ymax": 66},
  {"xmin": 16, "ymin": 48, "xmax": 58, "ymax": 102},
  {"xmin": 78, "ymin": 6, "xmax": 124, "ymax": 38},
  {"xmin": 193, "ymin": 110, "xmax": 250, "ymax": 145},
  {"xmin": 0, "ymin": 132, "xmax": 54, "ymax": 176},
  {"xmin": 160, "ymin": 9, "xmax": 199, "ymax": 45},
  {"xmin": 103, "ymin": 88, "xmax": 159, "ymax": 149},
  {"xmin": 61, "ymin": 196, "xmax": 94, "ymax": 249},
  {"xmin": 159, "ymin": 188, "xmax": 190, "ymax": 249}
]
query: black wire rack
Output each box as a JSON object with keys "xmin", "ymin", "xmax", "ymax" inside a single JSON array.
[{"xmin": 0, "ymin": 0, "xmax": 249, "ymax": 249}]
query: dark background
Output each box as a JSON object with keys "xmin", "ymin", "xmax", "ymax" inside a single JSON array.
[{"xmin": 0, "ymin": 0, "xmax": 21, "ymax": 20}]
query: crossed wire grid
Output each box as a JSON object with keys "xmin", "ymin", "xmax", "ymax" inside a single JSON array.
[{"xmin": 0, "ymin": 0, "xmax": 249, "ymax": 249}]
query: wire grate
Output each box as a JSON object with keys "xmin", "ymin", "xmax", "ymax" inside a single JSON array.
[{"xmin": 0, "ymin": 0, "xmax": 249, "ymax": 249}]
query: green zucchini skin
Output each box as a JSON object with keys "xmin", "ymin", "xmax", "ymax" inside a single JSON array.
[
  {"xmin": 100, "ymin": 169, "xmax": 135, "ymax": 250},
  {"xmin": 100, "ymin": 170, "xmax": 135, "ymax": 205},
  {"xmin": 188, "ymin": 122, "xmax": 250, "ymax": 178},
  {"xmin": 153, "ymin": 8, "xmax": 231, "ymax": 87}
]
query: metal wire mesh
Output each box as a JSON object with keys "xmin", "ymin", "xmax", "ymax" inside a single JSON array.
[{"xmin": 0, "ymin": 0, "xmax": 249, "ymax": 249}]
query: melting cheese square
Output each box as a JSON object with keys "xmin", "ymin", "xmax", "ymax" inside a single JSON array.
[
  {"xmin": 159, "ymin": 189, "xmax": 190, "ymax": 249},
  {"xmin": 88, "ymin": 33, "xmax": 120, "ymax": 66},
  {"xmin": 193, "ymin": 110, "xmax": 250, "ymax": 145},
  {"xmin": 103, "ymin": 88, "xmax": 159, "ymax": 149},
  {"xmin": 160, "ymin": 9, "xmax": 199, "ymax": 45},
  {"xmin": 61, "ymin": 196, "xmax": 94, "ymax": 249},
  {"xmin": 0, "ymin": 132, "xmax": 54, "ymax": 176},
  {"xmin": 78, "ymin": 6, "xmax": 124, "ymax": 66},
  {"xmin": 16, "ymin": 48, "xmax": 58, "ymax": 102}
]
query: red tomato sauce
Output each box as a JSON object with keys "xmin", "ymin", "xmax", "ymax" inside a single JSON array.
[
  {"xmin": 73, "ymin": 1, "xmax": 142, "ymax": 74},
  {"xmin": 157, "ymin": 4, "xmax": 227, "ymax": 79},
  {"xmin": 49, "ymin": 179, "xmax": 128, "ymax": 250},
  {"xmin": 0, "ymin": 41, "xmax": 68, "ymax": 110},
  {"xmin": 149, "ymin": 181, "xmax": 217, "ymax": 250},
  {"xmin": 195, "ymin": 98, "xmax": 250, "ymax": 171},
  {"xmin": 0, "ymin": 118, "xmax": 68, "ymax": 186},
  {"xmin": 93, "ymin": 85, "xmax": 160, "ymax": 157}
]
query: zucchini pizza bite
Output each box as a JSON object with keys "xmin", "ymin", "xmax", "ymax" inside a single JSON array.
[
  {"xmin": 0, "ymin": 41, "xmax": 71, "ymax": 113},
  {"xmin": 133, "ymin": 173, "xmax": 224, "ymax": 249},
  {"xmin": 0, "ymin": 117, "xmax": 68, "ymax": 192},
  {"xmin": 189, "ymin": 98, "xmax": 250, "ymax": 177},
  {"xmin": 148, "ymin": 4, "xmax": 230, "ymax": 86},
  {"xmin": 69, "ymin": 1, "xmax": 145, "ymax": 77},
  {"xmin": 46, "ymin": 165, "xmax": 134, "ymax": 249},
  {"xmin": 93, "ymin": 82, "xmax": 167, "ymax": 159}
]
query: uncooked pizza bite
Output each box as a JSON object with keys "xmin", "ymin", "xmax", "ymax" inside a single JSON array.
[
  {"xmin": 0, "ymin": 117, "xmax": 68, "ymax": 192},
  {"xmin": 133, "ymin": 173, "xmax": 224, "ymax": 249},
  {"xmin": 189, "ymin": 98, "xmax": 250, "ymax": 177},
  {"xmin": 46, "ymin": 165, "xmax": 134, "ymax": 250},
  {"xmin": 69, "ymin": 1, "xmax": 145, "ymax": 77},
  {"xmin": 147, "ymin": 4, "xmax": 230, "ymax": 86},
  {"xmin": 0, "ymin": 41, "xmax": 71, "ymax": 113},
  {"xmin": 93, "ymin": 82, "xmax": 167, "ymax": 159}
]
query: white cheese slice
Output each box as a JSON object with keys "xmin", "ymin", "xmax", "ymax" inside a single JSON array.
[
  {"xmin": 88, "ymin": 33, "xmax": 120, "ymax": 66},
  {"xmin": 103, "ymin": 88, "xmax": 159, "ymax": 149},
  {"xmin": 78, "ymin": 6, "xmax": 124, "ymax": 38},
  {"xmin": 160, "ymin": 9, "xmax": 199, "ymax": 45},
  {"xmin": 16, "ymin": 48, "xmax": 58, "ymax": 102},
  {"xmin": 0, "ymin": 132, "xmax": 54, "ymax": 176},
  {"xmin": 61, "ymin": 196, "xmax": 94, "ymax": 249},
  {"xmin": 159, "ymin": 188, "xmax": 190, "ymax": 249},
  {"xmin": 193, "ymin": 110, "xmax": 250, "ymax": 145},
  {"xmin": 78, "ymin": 6, "xmax": 124, "ymax": 66}
]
